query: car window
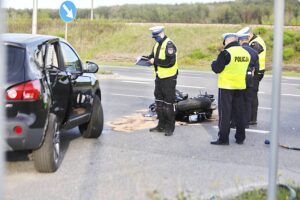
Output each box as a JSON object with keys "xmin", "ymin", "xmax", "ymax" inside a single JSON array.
[
  {"xmin": 45, "ymin": 44, "xmax": 59, "ymax": 68},
  {"xmin": 60, "ymin": 42, "xmax": 81, "ymax": 73},
  {"xmin": 6, "ymin": 45, "xmax": 26, "ymax": 84}
]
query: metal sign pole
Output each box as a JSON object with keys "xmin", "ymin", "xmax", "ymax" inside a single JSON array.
[
  {"xmin": 65, "ymin": 23, "xmax": 68, "ymax": 40},
  {"xmin": 0, "ymin": 0, "xmax": 5, "ymax": 199},
  {"xmin": 91, "ymin": 0, "xmax": 94, "ymax": 20},
  {"xmin": 32, "ymin": 0, "xmax": 38, "ymax": 34},
  {"xmin": 268, "ymin": 0, "xmax": 285, "ymax": 199}
]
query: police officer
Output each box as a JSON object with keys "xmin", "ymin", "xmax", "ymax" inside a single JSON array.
[
  {"xmin": 237, "ymin": 27, "xmax": 266, "ymax": 125},
  {"xmin": 147, "ymin": 26, "xmax": 178, "ymax": 136},
  {"xmin": 231, "ymin": 33, "xmax": 259, "ymax": 128},
  {"xmin": 211, "ymin": 33, "xmax": 250, "ymax": 145}
]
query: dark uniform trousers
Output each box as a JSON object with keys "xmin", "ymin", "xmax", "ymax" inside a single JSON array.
[
  {"xmin": 218, "ymin": 88, "xmax": 246, "ymax": 142},
  {"xmin": 244, "ymin": 87, "xmax": 253, "ymax": 125},
  {"xmin": 251, "ymin": 72, "xmax": 264, "ymax": 122},
  {"xmin": 154, "ymin": 75, "xmax": 177, "ymax": 132}
]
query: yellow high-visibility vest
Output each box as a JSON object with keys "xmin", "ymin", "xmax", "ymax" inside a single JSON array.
[
  {"xmin": 153, "ymin": 38, "xmax": 178, "ymax": 79},
  {"xmin": 218, "ymin": 46, "xmax": 250, "ymax": 89},
  {"xmin": 250, "ymin": 35, "xmax": 266, "ymax": 70}
]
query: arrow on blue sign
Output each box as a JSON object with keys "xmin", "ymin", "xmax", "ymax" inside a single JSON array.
[
  {"xmin": 59, "ymin": 1, "xmax": 77, "ymax": 23},
  {"xmin": 63, "ymin": 4, "xmax": 73, "ymax": 19}
]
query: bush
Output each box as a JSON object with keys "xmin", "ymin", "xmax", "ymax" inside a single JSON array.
[
  {"xmin": 283, "ymin": 48, "xmax": 295, "ymax": 61},
  {"xmin": 188, "ymin": 49, "xmax": 207, "ymax": 59},
  {"xmin": 254, "ymin": 27, "xmax": 267, "ymax": 35},
  {"xmin": 283, "ymin": 34, "xmax": 294, "ymax": 45},
  {"xmin": 295, "ymin": 34, "xmax": 300, "ymax": 42},
  {"xmin": 295, "ymin": 42, "xmax": 300, "ymax": 52}
]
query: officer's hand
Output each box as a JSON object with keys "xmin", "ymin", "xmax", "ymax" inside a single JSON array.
[
  {"xmin": 252, "ymin": 68, "xmax": 255, "ymax": 77},
  {"xmin": 149, "ymin": 58, "xmax": 154, "ymax": 65}
]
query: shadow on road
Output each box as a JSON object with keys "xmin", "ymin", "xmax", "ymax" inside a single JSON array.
[{"xmin": 5, "ymin": 128, "xmax": 81, "ymax": 173}]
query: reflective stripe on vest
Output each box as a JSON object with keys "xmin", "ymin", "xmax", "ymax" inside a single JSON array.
[
  {"xmin": 218, "ymin": 46, "xmax": 250, "ymax": 90},
  {"xmin": 153, "ymin": 38, "xmax": 178, "ymax": 79},
  {"xmin": 250, "ymin": 35, "xmax": 266, "ymax": 70}
]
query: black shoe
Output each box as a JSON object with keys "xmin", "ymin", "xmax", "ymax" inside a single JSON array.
[
  {"xmin": 149, "ymin": 126, "xmax": 165, "ymax": 132},
  {"xmin": 236, "ymin": 140, "xmax": 244, "ymax": 145},
  {"xmin": 210, "ymin": 139, "xmax": 229, "ymax": 145},
  {"xmin": 164, "ymin": 131, "xmax": 173, "ymax": 136},
  {"xmin": 249, "ymin": 121, "xmax": 257, "ymax": 125}
]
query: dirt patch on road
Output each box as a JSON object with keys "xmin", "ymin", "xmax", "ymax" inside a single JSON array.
[
  {"xmin": 107, "ymin": 109, "xmax": 219, "ymax": 133},
  {"xmin": 107, "ymin": 110, "xmax": 157, "ymax": 133}
]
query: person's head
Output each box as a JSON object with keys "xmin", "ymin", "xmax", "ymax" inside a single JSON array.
[
  {"xmin": 149, "ymin": 26, "xmax": 165, "ymax": 43},
  {"xmin": 237, "ymin": 33, "xmax": 250, "ymax": 45},
  {"xmin": 237, "ymin": 27, "xmax": 253, "ymax": 40},
  {"xmin": 222, "ymin": 33, "xmax": 238, "ymax": 46}
]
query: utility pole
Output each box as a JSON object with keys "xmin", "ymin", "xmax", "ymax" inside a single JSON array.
[
  {"xmin": 0, "ymin": 0, "xmax": 5, "ymax": 199},
  {"xmin": 32, "ymin": 0, "xmax": 38, "ymax": 34},
  {"xmin": 267, "ymin": 0, "xmax": 285, "ymax": 200},
  {"xmin": 91, "ymin": 0, "xmax": 94, "ymax": 20}
]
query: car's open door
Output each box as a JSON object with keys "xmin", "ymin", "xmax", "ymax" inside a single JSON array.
[{"xmin": 43, "ymin": 39, "xmax": 72, "ymax": 124}]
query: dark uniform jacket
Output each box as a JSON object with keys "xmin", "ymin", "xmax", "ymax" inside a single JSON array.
[
  {"xmin": 241, "ymin": 43, "xmax": 259, "ymax": 88},
  {"xmin": 249, "ymin": 34, "xmax": 265, "ymax": 81}
]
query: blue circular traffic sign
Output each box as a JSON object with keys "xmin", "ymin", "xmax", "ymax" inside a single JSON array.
[{"xmin": 59, "ymin": 1, "xmax": 77, "ymax": 23}]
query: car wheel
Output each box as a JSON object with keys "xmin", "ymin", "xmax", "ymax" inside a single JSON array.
[
  {"xmin": 32, "ymin": 113, "xmax": 60, "ymax": 173},
  {"xmin": 177, "ymin": 97, "xmax": 211, "ymax": 112},
  {"xmin": 79, "ymin": 95, "xmax": 104, "ymax": 138}
]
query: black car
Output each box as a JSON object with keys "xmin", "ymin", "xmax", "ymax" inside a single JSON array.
[{"xmin": 4, "ymin": 33, "xmax": 104, "ymax": 172}]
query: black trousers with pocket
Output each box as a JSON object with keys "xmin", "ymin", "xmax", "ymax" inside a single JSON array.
[
  {"xmin": 154, "ymin": 75, "xmax": 177, "ymax": 132},
  {"xmin": 218, "ymin": 88, "xmax": 246, "ymax": 142}
]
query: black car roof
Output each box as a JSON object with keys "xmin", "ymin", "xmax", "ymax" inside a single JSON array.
[{"xmin": 2, "ymin": 33, "xmax": 59, "ymax": 48}]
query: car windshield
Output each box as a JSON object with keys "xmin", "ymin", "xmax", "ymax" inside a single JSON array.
[{"xmin": 6, "ymin": 45, "xmax": 26, "ymax": 84}]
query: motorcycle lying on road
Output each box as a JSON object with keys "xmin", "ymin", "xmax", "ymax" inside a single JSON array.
[{"xmin": 146, "ymin": 90, "xmax": 217, "ymax": 123}]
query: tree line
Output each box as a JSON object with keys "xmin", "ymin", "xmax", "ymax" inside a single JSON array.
[{"xmin": 6, "ymin": 0, "xmax": 300, "ymax": 25}]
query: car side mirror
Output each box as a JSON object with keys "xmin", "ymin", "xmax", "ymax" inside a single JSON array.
[{"xmin": 84, "ymin": 61, "xmax": 99, "ymax": 73}]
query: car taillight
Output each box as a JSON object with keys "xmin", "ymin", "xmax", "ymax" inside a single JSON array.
[{"xmin": 6, "ymin": 80, "xmax": 41, "ymax": 101}]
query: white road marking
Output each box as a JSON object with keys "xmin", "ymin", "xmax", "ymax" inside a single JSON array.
[
  {"xmin": 122, "ymin": 81, "xmax": 205, "ymax": 89},
  {"xmin": 281, "ymin": 82, "xmax": 300, "ymax": 86},
  {"xmin": 213, "ymin": 126, "xmax": 270, "ymax": 134},
  {"xmin": 121, "ymin": 77, "xmax": 154, "ymax": 81},
  {"xmin": 122, "ymin": 80, "xmax": 150, "ymax": 84},
  {"xmin": 177, "ymin": 85, "xmax": 205, "ymax": 89},
  {"xmin": 283, "ymin": 77, "xmax": 300, "ymax": 80},
  {"xmin": 259, "ymin": 107, "xmax": 272, "ymax": 110},
  {"xmin": 111, "ymin": 93, "xmax": 152, "ymax": 99},
  {"xmin": 258, "ymin": 91, "xmax": 300, "ymax": 97},
  {"xmin": 282, "ymin": 93, "xmax": 300, "ymax": 97}
]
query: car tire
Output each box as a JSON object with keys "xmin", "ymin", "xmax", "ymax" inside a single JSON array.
[
  {"xmin": 32, "ymin": 113, "xmax": 60, "ymax": 173},
  {"xmin": 177, "ymin": 97, "xmax": 211, "ymax": 112},
  {"xmin": 79, "ymin": 95, "xmax": 104, "ymax": 138}
]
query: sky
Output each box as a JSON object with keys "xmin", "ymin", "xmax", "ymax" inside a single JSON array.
[{"xmin": 4, "ymin": 0, "xmax": 230, "ymax": 9}]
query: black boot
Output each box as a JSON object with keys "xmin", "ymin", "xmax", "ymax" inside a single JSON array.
[
  {"xmin": 149, "ymin": 126, "xmax": 165, "ymax": 132},
  {"xmin": 164, "ymin": 104, "xmax": 175, "ymax": 136},
  {"xmin": 164, "ymin": 130, "xmax": 173, "ymax": 136}
]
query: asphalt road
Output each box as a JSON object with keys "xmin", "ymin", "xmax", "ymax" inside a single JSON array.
[{"xmin": 5, "ymin": 66, "xmax": 300, "ymax": 200}]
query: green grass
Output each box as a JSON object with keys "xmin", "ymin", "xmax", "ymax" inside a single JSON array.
[
  {"xmin": 6, "ymin": 18, "xmax": 300, "ymax": 76},
  {"xmin": 232, "ymin": 186, "xmax": 300, "ymax": 200},
  {"xmin": 146, "ymin": 187, "xmax": 300, "ymax": 200}
]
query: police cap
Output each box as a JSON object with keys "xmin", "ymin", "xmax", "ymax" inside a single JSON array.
[
  {"xmin": 237, "ymin": 33, "xmax": 250, "ymax": 40},
  {"xmin": 149, "ymin": 26, "xmax": 165, "ymax": 38},
  {"xmin": 237, "ymin": 27, "xmax": 251, "ymax": 35},
  {"xmin": 222, "ymin": 33, "xmax": 238, "ymax": 40}
]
